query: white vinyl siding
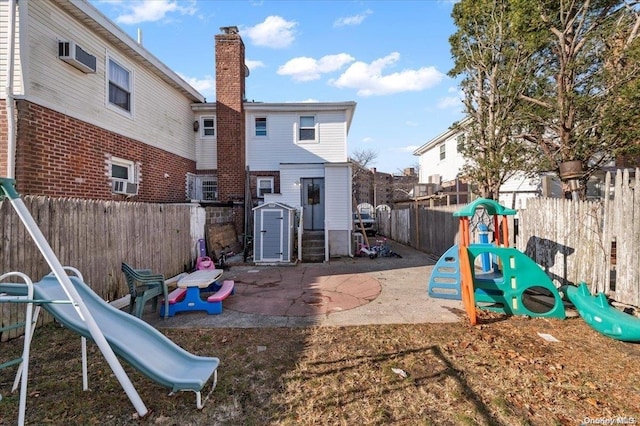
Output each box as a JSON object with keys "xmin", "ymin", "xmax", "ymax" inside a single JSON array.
[
  {"xmin": 324, "ymin": 164, "xmax": 351, "ymax": 230},
  {"xmin": 246, "ymin": 111, "xmax": 348, "ymax": 171},
  {"xmin": 0, "ymin": 2, "xmax": 24, "ymax": 96},
  {"xmin": 264, "ymin": 164, "xmax": 324, "ymax": 208},
  {"xmin": 20, "ymin": 1, "xmax": 197, "ymax": 161},
  {"xmin": 417, "ymin": 132, "xmax": 466, "ymax": 184},
  {"xmin": 195, "ymin": 111, "xmax": 217, "ymax": 170},
  {"xmin": 325, "ymin": 163, "xmax": 352, "ymax": 257}
]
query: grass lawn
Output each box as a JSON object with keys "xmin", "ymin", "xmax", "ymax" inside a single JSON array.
[{"xmin": 1, "ymin": 314, "xmax": 640, "ymax": 425}]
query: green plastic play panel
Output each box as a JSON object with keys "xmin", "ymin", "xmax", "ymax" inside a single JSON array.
[{"xmin": 467, "ymin": 245, "xmax": 565, "ymax": 319}]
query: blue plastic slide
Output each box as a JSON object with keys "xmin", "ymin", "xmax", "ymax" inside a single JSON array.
[{"xmin": 2, "ymin": 275, "xmax": 219, "ymax": 408}]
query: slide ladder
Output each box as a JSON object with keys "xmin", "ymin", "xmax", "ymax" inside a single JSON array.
[{"xmin": 427, "ymin": 245, "xmax": 461, "ymax": 300}]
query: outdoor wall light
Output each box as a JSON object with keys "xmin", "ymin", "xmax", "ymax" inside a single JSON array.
[{"xmin": 193, "ymin": 120, "xmax": 200, "ymax": 132}]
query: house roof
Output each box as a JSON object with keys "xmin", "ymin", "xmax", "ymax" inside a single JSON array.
[
  {"xmin": 245, "ymin": 102, "xmax": 357, "ymax": 132},
  {"xmin": 54, "ymin": 0, "xmax": 205, "ymax": 103},
  {"xmin": 252, "ymin": 202, "xmax": 297, "ymax": 211},
  {"xmin": 193, "ymin": 101, "xmax": 357, "ymax": 131},
  {"xmin": 413, "ymin": 116, "xmax": 472, "ymax": 156}
]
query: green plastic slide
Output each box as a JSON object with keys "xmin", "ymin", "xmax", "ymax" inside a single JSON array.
[{"xmin": 566, "ymin": 282, "xmax": 640, "ymax": 342}]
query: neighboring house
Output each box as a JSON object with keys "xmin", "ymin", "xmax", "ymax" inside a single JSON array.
[
  {"xmin": 0, "ymin": 1, "xmax": 356, "ymax": 260},
  {"xmin": 192, "ymin": 27, "xmax": 357, "ymax": 260},
  {"xmin": 413, "ymin": 118, "xmax": 565, "ymax": 209},
  {"xmin": 352, "ymin": 166, "xmax": 418, "ymax": 208},
  {"xmin": 0, "ymin": 0, "xmax": 203, "ymax": 203}
]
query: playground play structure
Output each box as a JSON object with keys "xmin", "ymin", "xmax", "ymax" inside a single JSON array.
[
  {"xmin": 0, "ymin": 178, "xmax": 220, "ymax": 425},
  {"xmin": 428, "ymin": 198, "xmax": 640, "ymax": 341},
  {"xmin": 428, "ymin": 198, "xmax": 567, "ymax": 325}
]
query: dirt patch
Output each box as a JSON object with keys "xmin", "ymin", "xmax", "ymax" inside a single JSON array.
[{"xmin": 1, "ymin": 314, "xmax": 639, "ymax": 425}]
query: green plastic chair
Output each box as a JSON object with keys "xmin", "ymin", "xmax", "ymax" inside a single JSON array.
[{"xmin": 121, "ymin": 263, "xmax": 169, "ymax": 319}]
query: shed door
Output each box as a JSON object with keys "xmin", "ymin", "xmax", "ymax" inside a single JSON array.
[
  {"xmin": 301, "ymin": 178, "xmax": 324, "ymax": 230},
  {"xmin": 260, "ymin": 209, "xmax": 283, "ymax": 261}
]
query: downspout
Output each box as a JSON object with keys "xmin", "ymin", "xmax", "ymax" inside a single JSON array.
[{"xmin": 5, "ymin": 0, "xmax": 17, "ymax": 178}]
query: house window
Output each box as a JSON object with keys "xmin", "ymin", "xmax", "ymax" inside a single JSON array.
[
  {"xmin": 439, "ymin": 144, "xmax": 446, "ymax": 160},
  {"xmin": 111, "ymin": 157, "xmax": 136, "ymax": 182},
  {"xmin": 201, "ymin": 179, "xmax": 218, "ymax": 200},
  {"xmin": 201, "ymin": 117, "xmax": 215, "ymax": 137},
  {"xmin": 110, "ymin": 156, "xmax": 138, "ymax": 195},
  {"xmin": 456, "ymin": 135, "xmax": 465, "ymax": 153},
  {"xmin": 257, "ymin": 177, "xmax": 274, "ymax": 197},
  {"xmin": 108, "ymin": 58, "xmax": 131, "ymax": 113},
  {"xmin": 255, "ymin": 117, "xmax": 267, "ymax": 137},
  {"xmin": 299, "ymin": 115, "xmax": 316, "ymax": 141},
  {"xmin": 186, "ymin": 174, "xmax": 218, "ymax": 201}
]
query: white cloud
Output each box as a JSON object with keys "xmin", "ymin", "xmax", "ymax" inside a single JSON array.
[
  {"xmin": 245, "ymin": 59, "xmax": 266, "ymax": 72},
  {"xmin": 107, "ymin": 0, "xmax": 197, "ymax": 25},
  {"xmin": 405, "ymin": 121, "xmax": 419, "ymax": 127},
  {"xmin": 398, "ymin": 145, "xmax": 420, "ymax": 152},
  {"xmin": 334, "ymin": 9, "xmax": 373, "ymax": 27},
  {"xmin": 178, "ymin": 73, "xmax": 214, "ymax": 98},
  {"xmin": 278, "ymin": 54, "xmax": 355, "ymax": 82},
  {"xmin": 437, "ymin": 96, "xmax": 462, "ymax": 109},
  {"xmin": 330, "ymin": 52, "xmax": 444, "ymax": 96},
  {"xmin": 362, "ymin": 137, "xmax": 374, "ymax": 143},
  {"xmin": 244, "ymin": 16, "xmax": 297, "ymax": 49}
]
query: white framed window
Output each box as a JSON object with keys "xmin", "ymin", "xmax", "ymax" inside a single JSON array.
[
  {"xmin": 257, "ymin": 177, "xmax": 274, "ymax": 197},
  {"xmin": 107, "ymin": 57, "xmax": 132, "ymax": 115},
  {"xmin": 110, "ymin": 156, "xmax": 139, "ymax": 195},
  {"xmin": 298, "ymin": 115, "xmax": 317, "ymax": 142},
  {"xmin": 255, "ymin": 117, "xmax": 267, "ymax": 137},
  {"xmin": 439, "ymin": 143, "xmax": 446, "ymax": 160},
  {"xmin": 111, "ymin": 157, "xmax": 136, "ymax": 182},
  {"xmin": 201, "ymin": 116, "xmax": 215, "ymax": 137}
]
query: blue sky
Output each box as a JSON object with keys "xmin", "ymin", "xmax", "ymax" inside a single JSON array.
[{"xmin": 91, "ymin": 0, "xmax": 465, "ymax": 175}]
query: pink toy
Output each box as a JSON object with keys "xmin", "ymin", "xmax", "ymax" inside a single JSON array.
[{"xmin": 196, "ymin": 256, "xmax": 216, "ymax": 270}]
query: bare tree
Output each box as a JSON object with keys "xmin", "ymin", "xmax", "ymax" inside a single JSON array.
[{"xmin": 349, "ymin": 148, "xmax": 378, "ymax": 181}]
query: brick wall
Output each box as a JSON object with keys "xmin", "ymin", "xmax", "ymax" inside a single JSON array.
[
  {"xmin": 3, "ymin": 100, "xmax": 195, "ymax": 202},
  {"xmin": 249, "ymin": 170, "xmax": 280, "ymax": 199},
  {"xmin": 215, "ymin": 30, "xmax": 246, "ymax": 203},
  {"xmin": 215, "ymin": 29, "xmax": 248, "ymax": 239}
]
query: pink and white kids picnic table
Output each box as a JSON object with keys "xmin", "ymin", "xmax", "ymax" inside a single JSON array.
[{"xmin": 160, "ymin": 269, "xmax": 235, "ymax": 317}]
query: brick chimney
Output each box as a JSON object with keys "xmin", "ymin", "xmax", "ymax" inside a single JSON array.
[{"xmin": 215, "ymin": 26, "xmax": 246, "ymax": 203}]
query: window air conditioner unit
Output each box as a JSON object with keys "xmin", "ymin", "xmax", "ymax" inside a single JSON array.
[
  {"xmin": 58, "ymin": 41, "xmax": 97, "ymax": 73},
  {"xmin": 112, "ymin": 179, "xmax": 139, "ymax": 196}
]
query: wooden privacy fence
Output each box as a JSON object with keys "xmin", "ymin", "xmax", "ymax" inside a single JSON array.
[
  {"xmin": 378, "ymin": 168, "xmax": 639, "ymax": 307},
  {"xmin": 377, "ymin": 204, "xmax": 465, "ymax": 257},
  {"xmin": 517, "ymin": 169, "xmax": 640, "ymax": 307},
  {"xmin": 1, "ymin": 196, "xmax": 195, "ymax": 340}
]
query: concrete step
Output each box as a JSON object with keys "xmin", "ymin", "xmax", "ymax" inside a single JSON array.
[{"xmin": 301, "ymin": 231, "xmax": 325, "ymax": 262}]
